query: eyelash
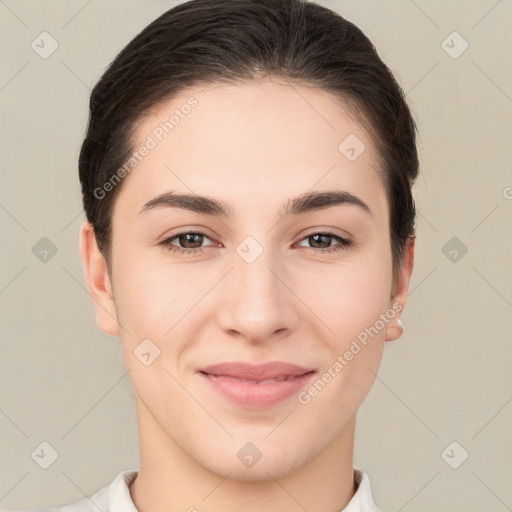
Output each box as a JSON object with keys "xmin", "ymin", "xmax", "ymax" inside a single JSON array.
[{"xmin": 159, "ymin": 229, "xmax": 352, "ymax": 256}]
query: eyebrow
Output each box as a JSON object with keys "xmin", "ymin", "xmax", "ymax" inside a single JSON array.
[{"xmin": 139, "ymin": 189, "xmax": 372, "ymax": 218}]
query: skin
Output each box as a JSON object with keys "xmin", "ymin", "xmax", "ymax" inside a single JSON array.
[{"xmin": 80, "ymin": 77, "xmax": 414, "ymax": 512}]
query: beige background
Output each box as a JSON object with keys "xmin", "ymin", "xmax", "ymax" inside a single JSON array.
[{"xmin": 1, "ymin": 1, "xmax": 511, "ymax": 511}]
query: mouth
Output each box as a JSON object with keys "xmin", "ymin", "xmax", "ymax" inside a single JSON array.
[
  {"xmin": 200, "ymin": 372, "xmax": 314, "ymax": 384},
  {"xmin": 196, "ymin": 361, "xmax": 317, "ymax": 409},
  {"xmin": 198, "ymin": 360, "xmax": 315, "ymax": 380}
]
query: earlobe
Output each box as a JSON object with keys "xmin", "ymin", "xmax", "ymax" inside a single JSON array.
[
  {"xmin": 79, "ymin": 222, "xmax": 120, "ymax": 337},
  {"xmin": 385, "ymin": 318, "xmax": 404, "ymax": 342},
  {"xmin": 385, "ymin": 236, "xmax": 415, "ymax": 342}
]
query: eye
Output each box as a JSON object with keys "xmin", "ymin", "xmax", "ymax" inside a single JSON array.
[
  {"xmin": 295, "ymin": 231, "xmax": 352, "ymax": 253},
  {"xmin": 159, "ymin": 229, "xmax": 217, "ymax": 256},
  {"xmin": 159, "ymin": 229, "xmax": 352, "ymax": 256}
]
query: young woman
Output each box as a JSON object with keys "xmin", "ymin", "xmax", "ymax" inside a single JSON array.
[{"xmin": 24, "ymin": 0, "xmax": 418, "ymax": 510}]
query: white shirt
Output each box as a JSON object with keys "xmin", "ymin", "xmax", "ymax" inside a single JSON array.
[{"xmin": 16, "ymin": 467, "xmax": 382, "ymax": 512}]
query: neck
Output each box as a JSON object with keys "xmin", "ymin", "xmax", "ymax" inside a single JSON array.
[{"xmin": 129, "ymin": 399, "xmax": 357, "ymax": 512}]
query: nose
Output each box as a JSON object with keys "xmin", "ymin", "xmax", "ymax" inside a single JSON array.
[{"xmin": 216, "ymin": 245, "xmax": 300, "ymax": 345}]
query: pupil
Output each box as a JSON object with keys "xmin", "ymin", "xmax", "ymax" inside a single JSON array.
[
  {"xmin": 312, "ymin": 234, "xmax": 329, "ymax": 248},
  {"xmin": 182, "ymin": 233, "xmax": 202, "ymax": 248}
]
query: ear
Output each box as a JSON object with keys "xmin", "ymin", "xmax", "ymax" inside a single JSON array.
[
  {"xmin": 79, "ymin": 221, "xmax": 120, "ymax": 336},
  {"xmin": 385, "ymin": 235, "xmax": 415, "ymax": 342}
]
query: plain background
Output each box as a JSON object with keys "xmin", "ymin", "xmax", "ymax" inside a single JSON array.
[{"xmin": 0, "ymin": 1, "xmax": 511, "ymax": 511}]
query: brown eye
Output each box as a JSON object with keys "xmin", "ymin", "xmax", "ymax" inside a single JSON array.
[
  {"xmin": 297, "ymin": 232, "xmax": 351, "ymax": 253},
  {"xmin": 159, "ymin": 230, "xmax": 216, "ymax": 255},
  {"xmin": 175, "ymin": 233, "xmax": 205, "ymax": 249}
]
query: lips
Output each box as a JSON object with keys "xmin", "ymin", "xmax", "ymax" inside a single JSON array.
[
  {"xmin": 197, "ymin": 361, "xmax": 316, "ymax": 409},
  {"xmin": 198, "ymin": 361, "xmax": 315, "ymax": 381}
]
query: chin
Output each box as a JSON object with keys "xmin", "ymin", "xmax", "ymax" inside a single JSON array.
[
  {"xmin": 217, "ymin": 460, "xmax": 302, "ymax": 483},
  {"xmin": 198, "ymin": 444, "xmax": 310, "ymax": 482}
]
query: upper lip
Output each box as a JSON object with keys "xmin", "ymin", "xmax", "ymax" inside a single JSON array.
[{"xmin": 198, "ymin": 361, "xmax": 315, "ymax": 380}]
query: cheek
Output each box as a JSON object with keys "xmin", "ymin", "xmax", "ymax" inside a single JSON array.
[
  {"xmin": 298, "ymin": 252, "xmax": 393, "ymax": 341},
  {"xmin": 113, "ymin": 261, "xmax": 193, "ymax": 416},
  {"xmin": 113, "ymin": 259, "xmax": 200, "ymax": 339},
  {"xmin": 296, "ymin": 241, "xmax": 392, "ymax": 401}
]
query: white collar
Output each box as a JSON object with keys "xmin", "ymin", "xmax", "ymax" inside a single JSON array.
[{"xmin": 97, "ymin": 466, "xmax": 381, "ymax": 512}]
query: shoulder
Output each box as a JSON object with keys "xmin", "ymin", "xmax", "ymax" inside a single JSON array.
[
  {"xmin": 5, "ymin": 470, "xmax": 138, "ymax": 512},
  {"xmin": 5, "ymin": 490, "xmax": 108, "ymax": 512}
]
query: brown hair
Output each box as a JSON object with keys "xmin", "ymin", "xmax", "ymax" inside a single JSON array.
[{"xmin": 79, "ymin": 0, "xmax": 418, "ymax": 274}]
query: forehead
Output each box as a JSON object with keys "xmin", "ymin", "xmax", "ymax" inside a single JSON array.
[{"xmin": 114, "ymin": 78, "xmax": 387, "ymax": 220}]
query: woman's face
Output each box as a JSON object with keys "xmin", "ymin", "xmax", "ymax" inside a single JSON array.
[{"xmin": 86, "ymin": 78, "xmax": 412, "ymax": 481}]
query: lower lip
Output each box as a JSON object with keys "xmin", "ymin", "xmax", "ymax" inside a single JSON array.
[{"xmin": 198, "ymin": 371, "xmax": 316, "ymax": 409}]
